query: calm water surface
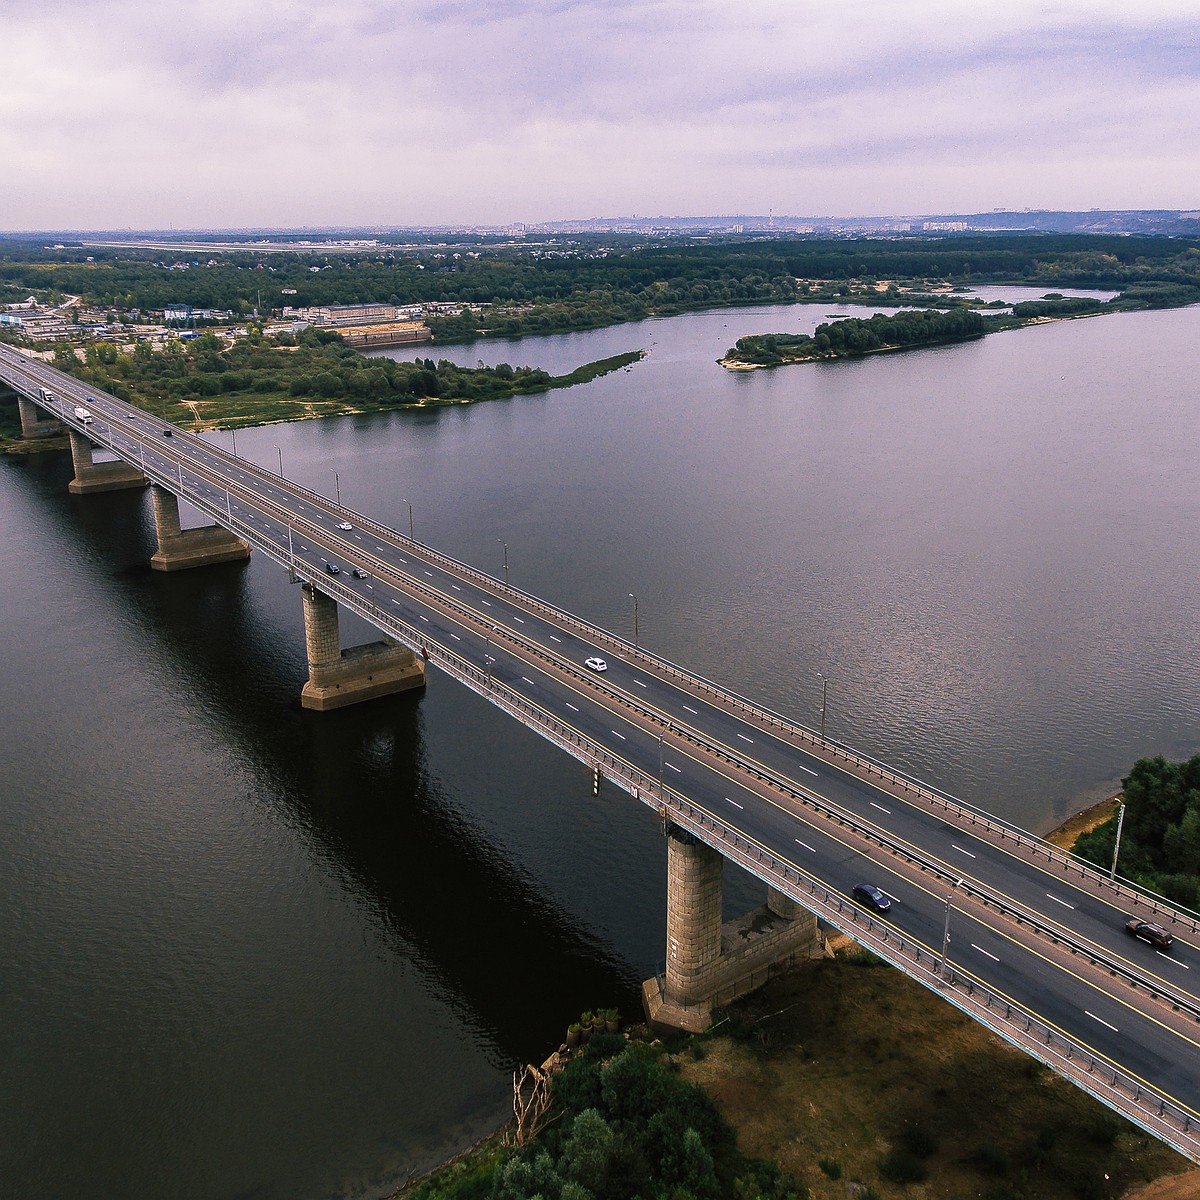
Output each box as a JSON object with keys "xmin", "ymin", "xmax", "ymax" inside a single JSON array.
[{"xmin": 4, "ymin": 294, "xmax": 1199, "ymax": 1198}]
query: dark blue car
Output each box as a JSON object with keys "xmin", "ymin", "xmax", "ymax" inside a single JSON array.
[{"xmin": 852, "ymin": 883, "xmax": 892, "ymax": 913}]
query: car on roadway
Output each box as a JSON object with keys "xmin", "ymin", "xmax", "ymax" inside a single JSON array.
[
  {"xmin": 1125, "ymin": 919, "xmax": 1172, "ymax": 949},
  {"xmin": 323, "ymin": 561, "xmax": 341, "ymax": 575},
  {"xmin": 161, "ymin": 428, "xmax": 172, "ymax": 437},
  {"xmin": 351, "ymin": 568, "xmax": 367, "ymax": 579},
  {"xmin": 336, "ymin": 521, "xmax": 353, "ymax": 531},
  {"xmin": 852, "ymin": 883, "xmax": 892, "ymax": 913},
  {"xmin": 584, "ymin": 656, "xmax": 608, "ymax": 673}
]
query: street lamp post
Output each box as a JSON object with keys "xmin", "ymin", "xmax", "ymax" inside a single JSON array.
[
  {"xmin": 628, "ymin": 592, "xmax": 639, "ymax": 652},
  {"xmin": 940, "ymin": 879, "xmax": 962, "ymax": 976},
  {"xmin": 330, "ymin": 469, "xmax": 341, "ymax": 506},
  {"xmin": 402, "ymin": 498, "xmax": 414, "ymax": 541},
  {"xmin": 1110, "ymin": 800, "xmax": 1127, "ymax": 880},
  {"xmin": 817, "ymin": 672, "xmax": 829, "ymax": 741},
  {"xmin": 273, "ymin": 445, "xmax": 283, "ymax": 477},
  {"xmin": 499, "ymin": 540, "xmax": 509, "ymax": 585},
  {"xmin": 231, "ymin": 428, "xmax": 237, "ymax": 458}
]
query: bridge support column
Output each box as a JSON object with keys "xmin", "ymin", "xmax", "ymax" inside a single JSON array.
[
  {"xmin": 67, "ymin": 429, "xmax": 148, "ymax": 495},
  {"xmin": 642, "ymin": 825, "xmax": 824, "ymax": 1034},
  {"xmin": 149, "ymin": 485, "xmax": 250, "ymax": 571},
  {"xmin": 18, "ymin": 395, "xmax": 61, "ymax": 438},
  {"xmin": 300, "ymin": 583, "xmax": 425, "ymax": 711}
]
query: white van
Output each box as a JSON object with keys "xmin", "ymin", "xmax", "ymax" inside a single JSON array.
[{"xmin": 73, "ymin": 406, "xmax": 93, "ymax": 424}]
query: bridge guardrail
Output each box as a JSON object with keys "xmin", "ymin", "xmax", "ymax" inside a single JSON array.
[{"xmin": 12, "ymin": 357, "xmax": 1200, "ymax": 1027}]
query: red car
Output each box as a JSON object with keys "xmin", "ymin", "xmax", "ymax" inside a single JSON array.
[{"xmin": 1124, "ymin": 919, "xmax": 1172, "ymax": 950}]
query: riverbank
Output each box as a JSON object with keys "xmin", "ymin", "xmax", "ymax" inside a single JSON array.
[{"xmin": 391, "ymin": 794, "xmax": 1197, "ymax": 1200}]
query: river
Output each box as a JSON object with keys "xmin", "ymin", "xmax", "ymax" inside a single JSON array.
[{"xmin": 3, "ymin": 292, "xmax": 1198, "ymax": 1198}]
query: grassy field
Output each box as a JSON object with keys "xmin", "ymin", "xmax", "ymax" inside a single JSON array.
[{"xmin": 674, "ymin": 948, "xmax": 1190, "ymax": 1200}]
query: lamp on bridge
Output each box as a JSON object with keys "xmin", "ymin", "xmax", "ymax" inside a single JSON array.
[
  {"xmin": 628, "ymin": 592, "xmax": 639, "ymax": 652},
  {"xmin": 402, "ymin": 498, "xmax": 414, "ymax": 541},
  {"xmin": 498, "ymin": 539, "xmax": 509, "ymax": 585},
  {"xmin": 817, "ymin": 672, "xmax": 829, "ymax": 741},
  {"xmin": 330, "ymin": 469, "xmax": 341, "ymax": 507},
  {"xmin": 273, "ymin": 445, "xmax": 283, "ymax": 477}
]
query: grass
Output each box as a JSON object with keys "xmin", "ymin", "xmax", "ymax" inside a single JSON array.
[{"xmin": 673, "ymin": 946, "xmax": 1187, "ymax": 1200}]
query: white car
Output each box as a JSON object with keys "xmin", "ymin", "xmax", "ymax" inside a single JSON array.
[
  {"xmin": 336, "ymin": 521, "xmax": 353, "ymax": 531},
  {"xmin": 584, "ymin": 656, "xmax": 608, "ymax": 673}
]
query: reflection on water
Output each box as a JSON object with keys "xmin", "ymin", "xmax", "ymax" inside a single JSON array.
[{"xmin": 3, "ymin": 293, "xmax": 1200, "ymax": 1197}]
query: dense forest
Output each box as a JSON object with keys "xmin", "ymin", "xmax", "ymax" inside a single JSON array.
[
  {"xmin": 1075, "ymin": 755, "xmax": 1200, "ymax": 910},
  {"xmin": 725, "ymin": 308, "xmax": 989, "ymax": 366},
  {"xmin": 3, "ymin": 233, "xmax": 1199, "ymax": 345}
]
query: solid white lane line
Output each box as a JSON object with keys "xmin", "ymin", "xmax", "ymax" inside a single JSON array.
[
  {"xmin": 794, "ymin": 839, "xmax": 816, "ymax": 853},
  {"xmin": 953, "ymin": 845, "xmax": 977, "ymax": 858},
  {"xmin": 726, "ymin": 797, "xmax": 743, "ymax": 810},
  {"xmin": 870, "ymin": 801, "xmax": 891, "ymax": 815},
  {"xmin": 1085, "ymin": 1011, "xmax": 1119, "ymax": 1034},
  {"xmin": 1046, "ymin": 893, "xmax": 1076, "ymax": 910},
  {"xmin": 971, "ymin": 944, "xmax": 1000, "ymax": 962}
]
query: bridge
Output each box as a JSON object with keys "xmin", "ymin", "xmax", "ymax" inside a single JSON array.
[{"xmin": 5, "ymin": 342, "xmax": 1200, "ymax": 1163}]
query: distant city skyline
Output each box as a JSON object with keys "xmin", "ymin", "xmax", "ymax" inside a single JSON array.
[{"xmin": 2, "ymin": 1, "xmax": 1197, "ymax": 231}]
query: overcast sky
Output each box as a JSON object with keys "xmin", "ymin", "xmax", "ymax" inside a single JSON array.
[{"xmin": 2, "ymin": 0, "xmax": 1198, "ymax": 231}]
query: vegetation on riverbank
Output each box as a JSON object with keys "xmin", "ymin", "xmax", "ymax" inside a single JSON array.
[
  {"xmin": 1073, "ymin": 754, "xmax": 1200, "ymax": 910},
  {"xmin": 4, "ymin": 232, "xmax": 1199, "ymax": 346},
  {"xmin": 397, "ymin": 949, "xmax": 1187, "ymax": 1200},
  {"xmin": 8, "ymin": 331, "xmax": 643, "ymax": 435}
]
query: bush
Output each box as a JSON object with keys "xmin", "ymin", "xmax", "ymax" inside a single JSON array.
[{"xmin": 879, "ymin": 1145, "xmax": 928, "ymax": 1184}]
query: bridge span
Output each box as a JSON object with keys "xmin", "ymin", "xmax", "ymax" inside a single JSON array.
[{"xmin": 4, "ymin": 342, "xmax": 1200, "ymax": 1162}]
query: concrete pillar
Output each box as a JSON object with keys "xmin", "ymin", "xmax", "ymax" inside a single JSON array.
[
  {"xmin": 67, "ymin": 429, "xmax": 147, "ymax": 495},
  {"xmin": 18, "ymin": 395, "xmax": 61, "ymax": 438},
  {"xmin": 643, "ymin": 826, "xmax": 825, "ymax": 1034},
  {"xmin": 300, "ymin": 582, "xmax": 426, "ymax": 710},
  {"xmin": 148, "ymin": 484, "xmax": 250, "ymax": 572},
  {"xmin": 664, "ymin": 827, "xmax": 725, "ymax": 1006}
]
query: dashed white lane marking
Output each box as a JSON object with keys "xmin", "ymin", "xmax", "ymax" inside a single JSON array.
[
  {"xmin": 953, "ymin": 845, "xmax": 977, "ymax": 859},
  {"xmin": 870, "ymin": 801, "xmax": 891, "ymax": 815},
  {"xmin": 566, "ymin": 702, "xmax": 579, "ymax": 712},
  {"xmin": 418, "ymin": 615, "xmax": 429, "ymax": 622},
  {"xmin": 726, "ymin": 797, "xmax": 743, "ymax": 810},
  {"xmin": 736, "ymin": 733, "xmax": 754, "ymax": 743},
  {"xmin": 665, "ymin": 762, "xmax": 682, "ymax": 773},
  {"xmin": 634, "ymin": 679, "xmax": 647, "ymax": 688},
  {"xmin": 1046, "ymin": 893, "xmax": 1075, "ymax": 910},
  {"xmin": 972, "ymin": 944, "xmax": 1000, "ymax": 962},
  {"xmin": 683, "ymin": 705, "xmax": 699, "ymax": 715},
  {"xmin": 449, "ymin": 633, "xmax": 461, "ymax": 641},
  {"xmin": 482, "ymin": 600, "xmax": 492, "ymax": 606},
  {"xmin": 611, "ymin": 731, "xmax": 626, "ymax": 740},
  {"xmin": 549, "ymin": 635, "xmax": 561, "ymax": 642},
  {"xmin": 794, "ymin": 838, "xmax": 815, "ymax": 853},
  {"xmin": 1085, "ymin": 1011, "xmax": 1118, "ymax": 1034},
  {"xmin": 513, "ymin": 617, "xmax": 525, "ymax": 624}
]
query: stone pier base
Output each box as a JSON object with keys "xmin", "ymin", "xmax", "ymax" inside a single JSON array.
[
  {"xmin": 148, "ymin": 485, "xmax": 250, "ymax": 571},
  {"xmin": 300, "ymin": 583, "xmax": 426, "ymax": 711},
  {"xmin": 18, "ymin": 395, "xmax": 61, "ymax": 438},
  {"xmin": 67, "ymin": 429, "xmax": 147, "ymax": 494},
  {"xmin": 642, "ymin": 826, "xmax": 825, "ymax": 1033}
]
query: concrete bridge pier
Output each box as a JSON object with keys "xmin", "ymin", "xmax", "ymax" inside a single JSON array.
[
  {"xmin": 300, "ymin": 582, "xmax": 426, "ymax": 711},
  {"xmin": 149, "ymin": 485, "xmax": 251, "ymax": 572},
  {"xmin": 18, "ymin": 394, "xmax": 62, "ymax": 438},
  {"xmin": 642, "ymin": 825, "xmax": 825, "ymax": 1033},
  {"xmin": 67, "ymin": 429, "xmax": 148, "ymax": 495}
]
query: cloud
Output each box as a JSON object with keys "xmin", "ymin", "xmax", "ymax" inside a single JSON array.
[{"xmin": 1, "ymin": 1, "xmax": 1198, "ymax": 228}]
